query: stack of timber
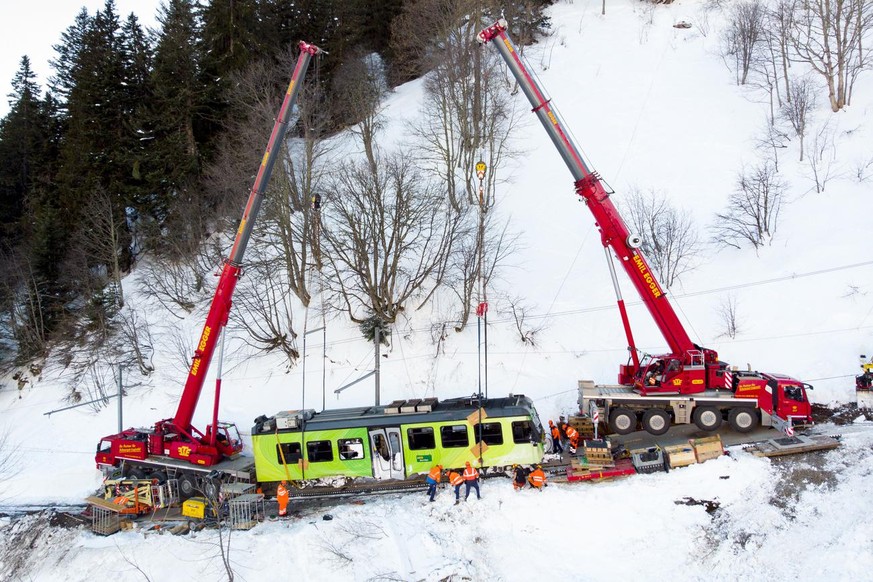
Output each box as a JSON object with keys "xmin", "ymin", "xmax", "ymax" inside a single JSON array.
[{"xmin": 568, "ymin": 415, "xmax": 598, "ymax": 439}]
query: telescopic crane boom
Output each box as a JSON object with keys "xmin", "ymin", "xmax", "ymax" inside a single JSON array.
[
  {"xmin": 478, "ymin": 20, "xmax": 721, "ymax": 395},
  {"xmin": 96, "ymin": 42, "xmax": 321, "ymax": 470}
]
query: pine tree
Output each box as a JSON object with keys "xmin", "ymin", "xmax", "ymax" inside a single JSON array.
[
  {"xmin": 0, "ymin": 57, "xmax": 43, "ymax": 240},
  {"xmin": 146, "ymin": 0, "xmax": 206, "ymax": 231}
]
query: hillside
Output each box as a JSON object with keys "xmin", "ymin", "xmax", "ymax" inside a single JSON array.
[{"xmin": 1, "ymin": 0, "xmax": 872, "ymax": 580}]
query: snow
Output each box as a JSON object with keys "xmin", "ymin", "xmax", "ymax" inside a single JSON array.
[{"xmin": 2, "ymin": 0, "xmax": 873, "ymax": 579}]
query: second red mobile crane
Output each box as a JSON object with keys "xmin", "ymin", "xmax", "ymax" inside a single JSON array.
[
  {"xmin": 94, "ymin": 42, "xmax": 322, "ymax": 496},
  {"xmin": 478, "ymin": 20, "xmax": 812, "ymax": 436}
]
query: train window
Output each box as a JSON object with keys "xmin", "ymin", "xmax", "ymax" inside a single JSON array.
[
  {"xmin": 511, "ymin": 421, "xmax": 533, "ymax": 444},
  {"xmin": 440, "ymin": 425, "xmax": 469, "ymax": 448},
  {"xmin": 307, "ymin": 440, "xmax": 334, "ymax": 463},
  {"xmin": 473, "ymin": 422, "xmax": 504, "ymax": 445},
  {"xmin": 407, "ymin": 427, "xmax": 436, "ymax": 450},
  {"xmin": 338, "ymin": 438, "xmax": 365, "ymax": 460},
  {"xmin": 373, "ymin": 433, "xmax": 391, "ymax": 461},
  {"xmin": 276, "ymin": 442, "xmax": 302, "ymax": 465}
]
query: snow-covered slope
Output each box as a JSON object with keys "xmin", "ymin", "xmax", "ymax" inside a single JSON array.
[{"xmin": 1, "ymin": 0, "xmax": 872, "ymax": 579}]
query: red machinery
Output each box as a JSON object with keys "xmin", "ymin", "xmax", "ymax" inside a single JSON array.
[
  {"xmin": 96, "ymin": 42, "xmax": 322, "ymax": 472},
  {"xmin": 478, "ymin": 20, "xmax": 811, "ymax": 430}
]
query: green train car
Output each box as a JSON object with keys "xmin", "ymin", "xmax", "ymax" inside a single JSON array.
[{"xmin": 251, "ymin": 394, "xmax": 545, "ymax": 487}]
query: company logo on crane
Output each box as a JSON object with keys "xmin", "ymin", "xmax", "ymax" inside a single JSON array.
[
  {"xmin": 190, "ymin": 325, "xmax": 212, "ymax": 376},
  {"xmin": 632, "ymin": 254, "xmax": 662, "ymax": 299}
]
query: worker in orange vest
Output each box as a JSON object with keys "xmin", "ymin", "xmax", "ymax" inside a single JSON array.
[
  {"xmin": 462, "ymin": 461, "xmax": 481, "ymax": 500},
  {"xmin": 426, "ymin": 464, "xmax": 443, "ymax": 502},
  {"xmin": 277, "ymin": 480, "xmax": 290, "ymax": 517},
  {"xmin": 527, "ymin": 465, "xmax": 546, "ymax": 490},
  {"xmin": 447, "ymin": 468, "xmax": 464, "ymax": 505},
  {"xmin": 563, "ymin": 423, "xmax": 579, "ymax": 454},
  {"xmin": 548, "ymin": 420, "xmax": 564, "ymax": 454}
]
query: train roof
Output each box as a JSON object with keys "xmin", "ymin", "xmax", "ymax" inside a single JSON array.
[{"xmin": 253, "ymin": 394, "xmax": 538, "ymax": 435}]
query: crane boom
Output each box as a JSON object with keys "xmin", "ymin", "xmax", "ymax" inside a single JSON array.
[
  {"xmin": 95, "ymin": 42, "xmax": 322, "ymax": 470},
  {"xmin": 478, "ymin": 20, "xmax": 718, "ymax": 393},
  {"xmin": 173, "ymin": 41, "xmax": 321, "ymax": 431}
]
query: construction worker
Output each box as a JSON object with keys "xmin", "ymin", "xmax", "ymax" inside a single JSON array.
[
  {"xmin": 463, "ymin": 461, "xmax": 481, "ymax": 500},
  {"xmin": 512, "ymin": 464, "xmax": 527, "ymax": 491},
  {"xmin": 447, "ymin": 468, "xmax": 464, "ymax": 504},
  {"xmin": 563, "ymin": 423, "xmax": 580, "ymax": 454},
  {"xmin": 426, "ymin": 464, "xmax": 443, "ymax": 502},
  {"xmin": 527, "ymin": 465, "xmax": 546, "ymax": 491},
  {"xmin": 548, "ymin": 420, "xmax": 564, "ymax": 454},
  {"xmin": 277, "ymin": 480, "xmax": 290, "ymax": 517}
]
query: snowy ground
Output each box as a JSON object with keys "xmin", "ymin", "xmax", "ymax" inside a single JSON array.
[
  {"xmin": 1, "ymin": 0, "xmax": 873, "ymax": 579},
  {"xmin": 2, "ymin": 420, "xmax": 871, "ymax": 581}
]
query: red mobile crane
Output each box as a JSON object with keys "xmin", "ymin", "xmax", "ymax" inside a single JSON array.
[
  {"xmin": 95, "ymin": 42, "xmax": 322, "ymax": 488},
  {"xmin": 478, "ymin": 20, "xmax": 811, "ymax": 436}
]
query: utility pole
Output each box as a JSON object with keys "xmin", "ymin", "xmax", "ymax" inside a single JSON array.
[{"xmin": 375, "ymin": 326, "xmax": 381, "ymax": 406}]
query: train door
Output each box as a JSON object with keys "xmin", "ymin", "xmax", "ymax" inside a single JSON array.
[{"xmin": 368, "ymin": 428, "xmax": 405, "ymax": 480}]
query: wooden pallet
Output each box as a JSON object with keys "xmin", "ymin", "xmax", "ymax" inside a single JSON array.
[
  {"xmin": 746, "ymin": 434, "xmax": 840, "ymax": 457},
  {"xmin": 567, "ymin": 458, "xmax": 636, "ymax": 482}
]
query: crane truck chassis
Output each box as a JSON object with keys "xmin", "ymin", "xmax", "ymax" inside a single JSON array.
[{"xmin": 477, "ymin": 19, "xmax": 812, "ymax": 436}]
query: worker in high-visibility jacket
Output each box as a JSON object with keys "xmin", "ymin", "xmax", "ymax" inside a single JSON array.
[
  {"xmin": 463, "ymin": 461, "xmax": 481, "ymax": 500},
  {"xmin": 527, "ymin": 465, "xmax": 546, "ymax": 490},
  {"xmin": 277, "ymin": 480, "xmax": 290, "ymax": 517},
  {"xmin": 563, "ymin": 423, "xmax": 580, "ymax": 454},
  {"xmin": 549, "ymin": 420, "xmax": 564, "ymax": 454},
  {"xmin": 447, "ymin": 468, "xmax": 464, "ymax": 505},
  {"xmin": 426, "ymin": 464, "xmax": 443, "ymax": 502}
]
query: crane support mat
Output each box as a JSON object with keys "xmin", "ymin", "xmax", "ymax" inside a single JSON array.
[
  {"xmin": 745, "ymin": 434, "xmax": 840, "ymax": 457},
  {"xmin": 690, "ymin": 436, "xmax": 724, "ymax": 463},
  {"xmin": 567, "ymin": 458, "xmax": 636, "ymax": 482},
  {"xmin": 663, "ymin": 444, "xmax": 697, "ymax": 469}
]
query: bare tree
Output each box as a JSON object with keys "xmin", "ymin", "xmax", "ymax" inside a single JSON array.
[
  {"xmin": 753, "ymin": 117, "xmax": 791, "ymax": 171},
  {"xmin": 504, "ymin": 295, "xmax": 547, "ymax": 346},
  {"xmin": 229, "ymin": 256, "xmax": 300, "ymax": 367},
  {"xmin": 781, "ymin": 76, "xmax": 817, "ymax": 160},
  {"xmin": 72, "ymin": 188, "xmax": 127, "ymax": 309},
  {"xmin": 806, "ymin": 119, "xmax": 840, "ymax": 192},
  {"xmin": 321, "ymin": 150, "xmax": 454, "ymax": 324},
  {"xmin": 713, "ymin": 161, "xmax": 787, "ymax": 249},
  {"xmin": 0, "ymin": 249, "xmax": 49, "ymax": 359},
  {"xmin": 791, "ymin": 0, "xmax": 873, "ymax": 111},
  {"xmin": 769, "ymin": 0, "xmax": 798, "ymax": 101},
  {"xmin": 623, "ymin": 188, "xmax": 700, "ymax": 289},
  {"xmin": 722, "ymin": 0, "xmax": 767, "ymax": 85},
  {"xmin": 717, "ymin": 294, "xmax": 742, "ymax": 339},
  {"xmin": 397, "ymin": 0, "xmax": 523, "ymax": 331},
  {"xmin": 114, "ymin": 305, "xmax": 155, "ymax": 376}
]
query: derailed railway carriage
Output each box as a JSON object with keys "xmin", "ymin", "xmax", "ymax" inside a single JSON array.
[{"xmin": 251, "ymin": 395, "xmax": 545, "ymax": 489}]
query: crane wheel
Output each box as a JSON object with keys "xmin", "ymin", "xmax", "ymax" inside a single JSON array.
[
  {"xmin": 179, "ymin": 472, "xmax": 198, "ymax": 500},
  {"xmin": 693, "ymin": 406, "xmax": 723, "ymax": 431},
  {"xmin": 642, "ymin": 408, "xmax": 671, "ymax": 435},
  {"xmin": 203, "ymin": 477, "xmax": 222, "ymax": 501},
  {"xmin": 127, "ymin": 468, "xmax": 147, "ymax": 480},
  {"xmin": 608, "ymin": 408, "xmax": 637, "ymax": 435},
  {"xmin": 151, "ymin": 470, "xmax": 168, "ymax": 484},
  {"xmin": 728, "ymin": 408, "xmax": 757, "ymax": 433}
]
